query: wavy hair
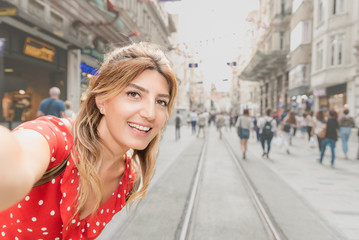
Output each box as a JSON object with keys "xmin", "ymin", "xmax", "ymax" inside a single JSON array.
[{"xmin": 71, "ymin": 42, "xmax": 177, "ymax": 218}]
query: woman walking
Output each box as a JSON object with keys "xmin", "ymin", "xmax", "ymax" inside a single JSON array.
[
  {"xmin": 318, "ymin": 110, "xmax": 339, "ymax": 167},
  {"xmin": 339, "ymin": 109, "xmax": 355, "ymax": 159},
  {"xmin": 236, "ymin": 109, "xmax": 253, "ymax": 159},
  {"xmin": 312, "ymin": 110, "xmax": 326, "ymax": 153},
  {"xmin": 259, "ymin": 108, "xmax": 277, "ymax": 158},
  {"xmin": 281, "ymin": 111, "xmax": 297, "ymax": 154}
]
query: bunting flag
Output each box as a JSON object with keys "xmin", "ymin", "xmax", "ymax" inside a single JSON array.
[
  {"xmin": 188, "ymin": 63, "xmax": 198, "ymax": 68},
  {"xmin": 107, "ymin": 0, "xmax": 119, "ymax": 13}
]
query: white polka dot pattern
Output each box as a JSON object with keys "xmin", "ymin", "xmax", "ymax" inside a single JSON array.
[{"xmin": 0, "ymin": 116, "xmax": 137, "ymax": 239}]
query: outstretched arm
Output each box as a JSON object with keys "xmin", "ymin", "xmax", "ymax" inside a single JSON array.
[{"xmin": 0, "ymin": 126, "xmax": 50, "ymax": 211}]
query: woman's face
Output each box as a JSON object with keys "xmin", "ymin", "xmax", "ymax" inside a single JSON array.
[{"xmin": 99, "ymin": 69, "xmax": 170, "ymax": 151}]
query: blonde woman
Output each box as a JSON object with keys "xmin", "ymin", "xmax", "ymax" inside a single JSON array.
[{"xmin": 0, "ymin": 42, "xmax": 177, "ymax": 239}]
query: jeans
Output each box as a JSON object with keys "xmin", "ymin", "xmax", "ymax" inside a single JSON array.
[
  {"xmin": 191, "ymin": 121, "xmax": 197, "ymax": 134},
  {"xmin": 320, "ymin": 138, "xmax": 336, "ymax": 165},
  {"xmin": 175, "ymin": 126, "xmax": 181, "ymax": 140},
  {"xmin": 260, "ymin": 132, "xmax": 273, "ymax": 153},
  {"xmin": 339, "ymin": 126, "xmax": 352, "ymax": 154}
]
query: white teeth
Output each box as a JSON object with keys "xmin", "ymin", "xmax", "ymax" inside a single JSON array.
[{"xmin": 128, "ymin": 123, "xmax": 150, "ymax": 132}]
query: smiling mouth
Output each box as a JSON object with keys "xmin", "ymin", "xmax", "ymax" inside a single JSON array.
[{"xmin": 128, "ymin": 122, "xmax": 152, "ymax": 133}]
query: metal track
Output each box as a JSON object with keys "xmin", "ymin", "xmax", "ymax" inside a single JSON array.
[
  {"xmin": 178, "ymin": 140, "xmax": 208, "ymax": 240},
  {"xmin": 223, "ymin": 137, "xmax": 282, "ymax": 240},
  {"xmin": 178, "ymin": 136, "xmax": 282, "ymax": 240}
]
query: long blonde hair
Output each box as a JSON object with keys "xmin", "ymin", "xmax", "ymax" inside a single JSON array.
[{"xmin": 72, "ymin": 42, "xmax": 177, "ymax": 217}]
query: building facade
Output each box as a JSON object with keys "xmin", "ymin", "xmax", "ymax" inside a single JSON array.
[
  {"xmin": 311, "ymin": 0, "xmax": 359, "ymax": 116},
  {"xmin": 239, "ymin": 0, "xmax": 292, "ymax": 116},
  {"xmin": 287, "ymin": 0, "xmax": 313, "ymax": 114}
]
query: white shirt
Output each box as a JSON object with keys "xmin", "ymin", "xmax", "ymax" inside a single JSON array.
[{"xmin": 258, "ymin": 116, "xmax": 277, "ymax": 134}]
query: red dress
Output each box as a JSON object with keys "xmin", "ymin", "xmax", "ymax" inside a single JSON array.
[{"xmin": 0, "ymin": 116, "xmax": 136, "ymax": 239}]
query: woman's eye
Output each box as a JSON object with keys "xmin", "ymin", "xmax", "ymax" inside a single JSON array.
[
  {"xmin": 157, "ymin": 99, "xmax": 168, "ymax": 107},
  {"xmin": 126, "ymin": 91, "xmax": 140, "ymax": 98}
]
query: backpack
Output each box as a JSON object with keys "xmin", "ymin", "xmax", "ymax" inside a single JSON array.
[
  {"xmin": 175, "ymin": 115, "xmax": 181, "ymax": 126},
  {"xmin": 262, "ymin": 120, "xmax": 272, "ymax": 137},
  {"xmin": 283, "ymin": 122, "xmax": 291, "ymax": 133}
]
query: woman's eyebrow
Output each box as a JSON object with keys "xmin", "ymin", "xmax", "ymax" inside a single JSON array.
[{"xmin": 128, "ymin": 83, "xmax": 170, "ymax": 99}]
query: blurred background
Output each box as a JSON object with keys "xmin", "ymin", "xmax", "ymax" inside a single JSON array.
[{"xmin": 0, "ymin": 0, "xmax": 358, "ymax": 126}]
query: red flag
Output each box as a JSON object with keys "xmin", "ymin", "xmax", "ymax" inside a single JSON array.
[{"xmin": 107, "ymin": 0, "xmax": 119, "ymax": 14}]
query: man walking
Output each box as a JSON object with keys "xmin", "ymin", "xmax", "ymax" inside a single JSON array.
[
  {"xmin": 37, "ymin": 87, "xmax": 66, "ymax": 118},
  {"xmin": 175, "ymin": 110, "xmax": 182, "ymax": 140}
]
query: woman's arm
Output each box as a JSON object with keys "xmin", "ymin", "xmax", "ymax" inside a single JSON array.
[{"xmin": 0, "ymin": 126, "xmax": 50, "ymax": 211}]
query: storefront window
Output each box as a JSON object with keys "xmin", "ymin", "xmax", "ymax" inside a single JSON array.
[{"xmin": 328, "ymin": 93, "xmax": 346, "ymax": 112}]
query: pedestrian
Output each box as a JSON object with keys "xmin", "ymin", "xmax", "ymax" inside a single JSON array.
[
  {"xmin": 197, "ymin": 111, "xmax": 206, "ymax": 138},
  {"xmin": 236, "ymin": 109, "xmax": 253, "ymax": 159},
  {"xmin": 253, "ymin": 113, "xmax": 261, "ymax": 141},
  {"xmin": 37, "ymin": 86, "xmax": 66, "ymax": 118},
  {"xmin": 339, "ymin": 109, "xmax": 355, "ymax": 159},
  {"xmin": 298, "ymin": 113, "xmax": 307, "ymax": 138},
  {"xmin": 318, "ymin": 110, "xmax": 339, "ymax": 167},
  {"xmin": 281, "ymin": 111, "xmax": 296, "ymax": 154},
  {"xmin": 0, "ymin": 42, "xmax": 178, "ymax": 239},
  {"xmin": 259, "ymin": 108, "xmax": 277, "ymax": 158},
  {"xmin": 355, "ymin": 113, "xmax": 359, "ymax": 160},
  {"xmin": 64, "ymin": 100, "xmax": 76, "ymax": 120},
  {"xmin": 305, "ymin": 111, "xmax": 314, "ymax": 141},
  {"xmin": 224, "ymin": 113, "xmax": 230, "ymax": 132},
  {"xmin": 216, "ymin": 112, "xmax": 225, "ymax": 139},
  {"xmin": 175, "ymin": 110, "xmax": 182, "ymax": 140},
  {"xmin": 189, "ymin": 110, "xmax": 198, "ymax": 134},
  {"xmin": 312, "ymin": 110, "xmax": 325, "ymax": 153}
]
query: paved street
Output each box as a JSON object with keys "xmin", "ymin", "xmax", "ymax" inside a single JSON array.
[{"xmin": 98, "ymin": 124, "xmax": 359, "ymax": 240}]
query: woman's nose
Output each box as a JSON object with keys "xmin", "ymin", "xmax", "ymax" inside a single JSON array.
[{"xmin": 140, "ymin": 101, "xmax": 156, "ymax": 121}]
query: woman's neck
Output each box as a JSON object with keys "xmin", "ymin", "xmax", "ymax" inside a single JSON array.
[{"xmin": 97, "ymin": 118, "xmax": 128, "ymax": 165}]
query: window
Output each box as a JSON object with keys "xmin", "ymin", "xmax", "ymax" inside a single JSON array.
[
  {"xmin": 330, "ymin": 34, "xmax": 344, "ymax": 66},
  {"xmin": 281, "ymin": 0, "xmax": 285, "ymax": 15},
  {"xmin": 316, "ymin": 41, "xmax": 323, "ymax": 70},
  {"xmin": 318, "ymin": 0, "xmax": 324, "ymax": 24},
  {"xmin": 290, "ymin": 21, "xmax": 311, "ymax": 51},
  {"xmin": 333, "ymin": 0, "xmax": 345, "ymax": 15},
  {"xmin": 280, "ymin": 32, "xmax": 284, "ymax": 50}
]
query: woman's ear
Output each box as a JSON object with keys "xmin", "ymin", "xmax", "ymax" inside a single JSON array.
[{"xmin": 95, "ymin": 96, "xmax": 105, "ymax": 115}]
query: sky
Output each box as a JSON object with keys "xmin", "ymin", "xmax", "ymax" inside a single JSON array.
[{"xmin": 164, "ymin": 0, "xmax": 259, "ymax": 92}]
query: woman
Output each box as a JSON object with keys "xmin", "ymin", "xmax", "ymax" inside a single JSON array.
[
  {"xmin": 236, "ymin": 109, "xmax": 253, "ymax": 159},
  {"xmin": 339, "ymin": 109, "xmax": 355, "ymax": 159},
  {"xmin": 318, "ymin": 110, "xmax": 339, "ymax": 167},
  {"xmin": 281, "ymin": 111, "xmax": 297, "ymax": 154},
  {"xmin": 312, "ymin": 110, "xmax": 325, "ymax": 153},
  {"xmin": 0, "ymin": 42, "xmax": 177, "ymax": 239},
  {"xmin": 259, "ymin": 108, "xmax": 277, "ymax": 158}
]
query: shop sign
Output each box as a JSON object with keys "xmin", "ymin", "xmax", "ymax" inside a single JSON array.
[
  {"xmin": 0, "ymin": 7, "xmax": 17, "ymax": 16},
  {"xmin": 288, "ymin": 64, "xmax": 309, "ymax": 89},
  {"xmin": 313, "ymin": 88, "xmax": 326, "ymax": 96},
  {"xmin": 0, "ymin": 38, "xmax": 5, "ymax": 56},
  {"xmin": 80, "ymin": 62, "xmax": 97, "ymax": 74},
  {"xmin": 23, "ymin": 37, "xmax": 56, "ymax": 62}
]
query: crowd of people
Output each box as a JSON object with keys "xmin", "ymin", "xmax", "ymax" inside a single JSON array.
[{"xmin": 176, "ymin": 107, "xmax": 359, "ymax": 166}]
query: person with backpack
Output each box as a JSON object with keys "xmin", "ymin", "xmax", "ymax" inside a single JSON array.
[
  {"xmin": 175, "ymin": 110, "xmax": 182, "ymax": 140},
  {"xmin": 258, "ymin": 108, "xmax": 277, "ymax": 158}
]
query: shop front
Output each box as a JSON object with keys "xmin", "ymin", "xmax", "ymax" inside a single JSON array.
[
  {"xmin": 313, "ymin": 83, "xmax": 347, "ymax": 113},
  {"xmin": 0, "ymin": 23, "xmax": 67, "ymax": 123}
]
